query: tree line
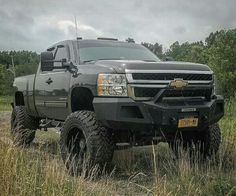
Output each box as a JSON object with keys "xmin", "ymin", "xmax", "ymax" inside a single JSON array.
[
  {"xmin": 142, "ymin": 29, "xmax": 236, "ymax": 98},
  {"xmin": 0, "ymin": 51, "xmax": 39, "ymax": 95},
  {"xmin": 0, "ymin": 28, "xmax": 235, "ymax": 97}
]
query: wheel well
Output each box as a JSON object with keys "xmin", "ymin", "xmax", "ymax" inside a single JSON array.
[
  {"xmin": 71, "ymin": 87, "xmax": 94, "ymax": 112},
  {"xmin": 15, "ymin": 92, "xmax": 24, "ymax": 106}
]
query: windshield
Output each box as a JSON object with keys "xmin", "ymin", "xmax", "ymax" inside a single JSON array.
[{"xmin": 78, "ymin": 42, "xmax": 160, "ymax": 63}]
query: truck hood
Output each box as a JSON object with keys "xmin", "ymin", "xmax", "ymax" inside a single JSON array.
[{"xmin": 95, "ymin": 60, "xmax": 211, "ymax": 73}]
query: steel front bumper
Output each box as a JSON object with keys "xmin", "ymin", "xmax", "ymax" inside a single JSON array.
[{"xmin": 93, "ymin": 95, "xmax": 224, "ymax": 130}]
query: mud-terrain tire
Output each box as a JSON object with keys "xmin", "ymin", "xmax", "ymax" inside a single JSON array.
[
  {"xmin": 11, "ymin": 106, "xmax": 39, "ymax": 146},
  {"xmin": 200, "ymin": 123, "xmax": 221, "ymax": 157},
  {"xmin": 60, "ymin": 111, "xmax": 114, "ymax": 176},
  {"xmin": 169, "ymin": 123, "xmax": 221, "ymax": 158}
]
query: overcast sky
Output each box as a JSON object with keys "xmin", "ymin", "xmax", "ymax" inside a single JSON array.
[{"xmin": 0, "ymin": 0, "xmax": 235, "ymax": 52}]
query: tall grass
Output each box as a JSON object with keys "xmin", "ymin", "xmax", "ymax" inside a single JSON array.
[
  {"xmin": 0, "ymin": 97, "xmax": 236, "ymax": 195},
  {"xmin": 0, "ymin": 96, "xmax": 12, "ymax": 111},
  {"xmin": 114, "ymin": 97, "xmax": 236, "ymax": 195},
  {"xmin": 0, "ymin": 141, "xmax": 116, "ymax": 195}
]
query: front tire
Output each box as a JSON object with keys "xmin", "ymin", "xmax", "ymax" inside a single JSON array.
[
  {"xmin": 11, "ymin": 106, "xmax": 39, "ymax": 146},
  {"xmin": 60, "ymin": 111, "xmax": 114, "ymax": 176}
]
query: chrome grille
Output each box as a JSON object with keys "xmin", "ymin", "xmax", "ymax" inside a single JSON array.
[
  {"xmin": 126, "ymin": 69, "xmax": 214, "ymax": 101},
  {"xmin": 132, "ymin": 73, "xmax": 212, "ymax": 81},
  {"xmin": 163, "ymin": 89, "xmax": 212, "ymax": 99},
  {"xmin": 134, "ymin": 88, "xmax": 160, "ymax": 98}
]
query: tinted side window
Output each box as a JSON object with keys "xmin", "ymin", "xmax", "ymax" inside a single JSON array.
[
  {"xmin": 54, "ymin": 47, "xmax": 67, "ymax": 67},
  {"xmin": 47, "ymin": 46, "xmax": 56, "ymax": 55}
]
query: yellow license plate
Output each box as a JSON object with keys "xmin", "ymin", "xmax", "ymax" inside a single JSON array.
[{"xmin": 178, "ymin": 117, "xmax": 198, "ymax": 128}]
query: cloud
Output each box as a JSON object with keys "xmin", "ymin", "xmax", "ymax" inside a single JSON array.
[
  {"xmin": 57, "ymin": 20, "xmax": 103, "ymax": 37},
  {"xmin": 0, "ymin": 0, "xmax": 235, "ymax": 52}
]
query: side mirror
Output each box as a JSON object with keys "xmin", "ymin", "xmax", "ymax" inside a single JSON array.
[
  {"xmin": 41, "ymin": 52, "xmax": 54, "ymax": 71},
  {"xmin": 165, "ymin": 56, "xmax": 174, "ymax": 61}
]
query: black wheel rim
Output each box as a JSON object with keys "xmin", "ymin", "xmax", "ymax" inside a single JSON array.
[{"xmin": 66, "ymin": 127, "xmax": 87, "ymax": 172}]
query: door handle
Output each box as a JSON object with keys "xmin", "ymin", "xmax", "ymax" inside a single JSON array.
[{"xmin": 45, "ymin": 78, "xmax": 53, "ymax": 84}]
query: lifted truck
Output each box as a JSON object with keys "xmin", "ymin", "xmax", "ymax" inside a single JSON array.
[{"xmin": 11, "ymin": 38, "xmax": 224, "ymax": 175}]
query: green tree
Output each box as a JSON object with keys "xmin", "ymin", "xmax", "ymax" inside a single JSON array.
[
  {"xmin": 0, "ymin": 51, "xmax": 39, "ymax": 95},
  {"xmin": 126, "ymin": 38, "xmax": 135, "ymax": 43},
  {"xmin": 165, "ymin": 41, "xmax": 208, "ymax": 64},
  {"xmin": 142, "ymin": 42, "xmax": 164, "ymax": 59},
  {"xmin": 0, "ymin": 64, "xmax": 14, "ymax": 95},
  {"xmin": 207, "ymin": 29, "xmax": 236, "ymax": 97}
]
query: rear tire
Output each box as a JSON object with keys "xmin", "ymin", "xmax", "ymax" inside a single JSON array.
[
  {"xmin": 169, "ymin": 123, "xmax": 221, "ymax": 158},
  {"xmin": 200, "ymin": 123, "xmax": 221, "ymax": 157},
  {"xmin": 11, "ymin": 106, "xmax": 39, "ymax": 146},
  {"xmin": 60, "ymin": 111, "xmax": 114, "ymax": 176}
]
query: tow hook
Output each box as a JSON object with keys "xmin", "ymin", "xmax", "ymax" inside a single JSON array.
[{"xmin": 170, "ymin": 117, "xmax": 177, "ymax": 125}]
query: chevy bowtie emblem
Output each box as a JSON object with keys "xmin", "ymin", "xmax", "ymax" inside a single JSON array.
[{"xmin": 169, "ymin": 78, "xmax": 188, "ymax": 89}]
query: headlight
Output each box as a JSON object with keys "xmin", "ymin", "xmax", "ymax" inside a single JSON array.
[{"xmin": 97, "ymin": 74, "xmax": 128, "ymax": 96}]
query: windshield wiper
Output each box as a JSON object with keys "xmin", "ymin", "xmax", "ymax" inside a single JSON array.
[
  {"xmin": 142, "ymin": 59, "xmax": 157, "ymax": 62},
  {"xmin": 82, "ymin": 58, "xmax": 156, "ymax": 64},
  {"xmin": 98, "ymin": 58, "xmax": 125, "ymax": 61},
  {"xmin": 82, "ymin": 58, "xmax": 125, "ymax": 64},
  {"xmin": 82, "ymin": 60, "xmax": 96, "ymax": 64}
]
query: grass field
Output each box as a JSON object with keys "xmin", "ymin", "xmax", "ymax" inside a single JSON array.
[{"xmin": 0, "ymin": 96, "xmax": 236, "ymax": 195}]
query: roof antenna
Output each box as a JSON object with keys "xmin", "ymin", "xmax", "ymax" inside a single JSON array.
[{"xmin": 74, "ymin": 15, "xmax": 78, "ymax": 39}]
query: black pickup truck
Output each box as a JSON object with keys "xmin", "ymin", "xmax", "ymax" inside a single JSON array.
[{"xmin": 11, "ymin": 38, "xmax": 224, "ymax": 175}]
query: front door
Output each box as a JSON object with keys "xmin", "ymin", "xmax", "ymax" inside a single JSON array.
[{"xmin": 35, "ymin": 44, "xmax": 71, "ymax": 120}]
